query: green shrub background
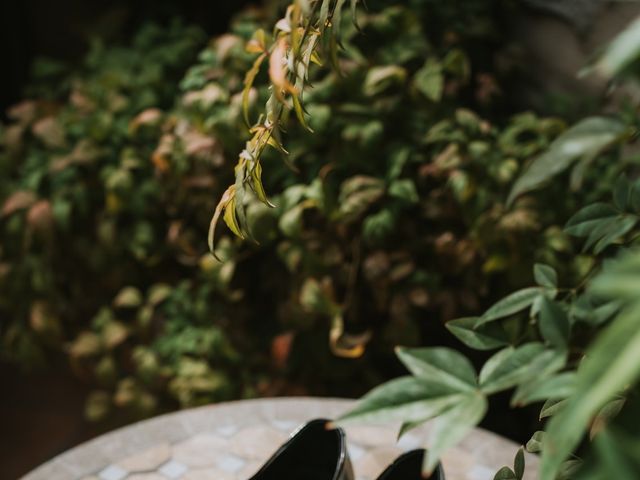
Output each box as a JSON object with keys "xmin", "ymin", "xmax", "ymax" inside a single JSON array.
[{"xmin": 0, "ymin": 0, "xmax": 616, "ymax": 426}]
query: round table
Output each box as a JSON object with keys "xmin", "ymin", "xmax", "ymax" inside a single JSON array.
[{"xmin": 22, "ymin": 397, "xmax": 538, "ymax": 480}]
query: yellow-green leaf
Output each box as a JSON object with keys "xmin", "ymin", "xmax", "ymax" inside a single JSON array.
[{"xmin": 242, "ymin": 53, "xmax": 267, "ymax": 126}]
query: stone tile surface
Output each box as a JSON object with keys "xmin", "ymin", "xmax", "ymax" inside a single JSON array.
[
  {"xmin": 21, "ymin": 397, "xmax": 540, "ymax": 480},
  {"xmin": 117, "ymin": 444, "xmax": 171, "ymax": 472}
]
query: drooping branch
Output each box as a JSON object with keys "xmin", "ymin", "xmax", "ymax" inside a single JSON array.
[{"xmin": 208, "ymin": 0, "xmax": 360, "ymax": 257}]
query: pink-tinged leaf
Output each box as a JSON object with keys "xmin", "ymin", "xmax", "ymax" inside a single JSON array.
[{"xmin": 269, "ymin": 38, "xmax": 296, "ymax": 101}]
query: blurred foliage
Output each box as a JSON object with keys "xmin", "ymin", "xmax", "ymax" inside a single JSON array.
[
  {"xmin": 341, "ymin": 12, "xmax": 640, "ymax": 480},
  {"xmin": 0, "ymin": 0, "xmax": 625, "ymax": 425}
]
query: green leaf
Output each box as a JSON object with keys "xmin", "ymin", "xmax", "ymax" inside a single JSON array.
[
  {"xmin": 249, "ymin": 161, "xmax": 276, "ymax": 208},
  {"xmin": 397, "ymin": 419, "xmax": 425, "ymax": 439},
  {"xmin": 242, "ymin": 53, "xmax": 267, "ymax": 126},
  {"xmin": 292, "ymin": 93, "xmax": 313, "ymax": 132},
  {"xmin": 445, "ymin": 317, "xmax": 509, "ymax": 350},
  {"xmin": 541, "ymin": 305, "xmax": 640, "ymax": 480},
  {"xmin": 511, "ymin": 372, "xmax": 575, "ymax": 407},
  {"xmin": 556, "ymin": 460, "xmax": 582, "ymax": 480},
  {"xmin": 514, "ymin": 447, "xmax": 525, "ymax": 480},
  {"xmin": 590, "ymin": 251, "xmax": 640, "ymax": 299},
  {"xmin": 423, "ymin": 392, "xmax": 488, "ymax": 474},
  {"xmin": 493, "ymin": 467, "xmax": 517, "ymax": 480},
  {"xmin": 613, "ymin": 175, "xmax": 632, "ymax": 211},
  {"xmin": 364, "ymin": 65, "xmax": 407, "ymax": 97},
  {"xmin": 540, "ymin": 399, "xmax": 566, "ymax": 419},
  {"xmin": 388, "ymin": 179, "xmax": 419, "ymax": 203},
  {"xmin": 476, "ymin": 287, "xmax": 543, "ymax": 327},
  {"xmin": 630, "ymin": 180, "xmax": 640, "ymax": 212},
  {"xmin": 594, "ymin": 16, "xmax": 640, "ymax": 76},
  {"xmin": 479, "ymin": 343, "xmax": 565, "ymax": 395},
  {"xmin": 414, "ymin": 58, "xmax": 444, "ymax": 102},
  {"xmin": 396, "ymin": 347, "xmax": 477, "ymax": 392},
  {"xmin": 223, "ymin": 196, "xmax": 245, "ymax": 239},
  {"xmin": 508, "ymin": 117, "xmax": 625, "ymax": 205},
  {"xmin": 534, "ymin": 263, "xmax": 558, "ymax": 288},
  {"xmin": 582, "ymin": 216, "xmax": 620, "ymax": 252},
  {"xmin": 591, "ymin": 429, "xmax": 640, "ymax": 480},
  {"xmin": 526, "ymin": 431, "xmax": 545, "ymax": 453},
  {"xmin": 319, "ymin": 0, "xmax": 332, "ymax": 32},
  {"xmin": 539, "ymin": 297, "xmax": 570, "ymax": 350},
  {"xmin": 592, "ymin": 215, "xmax": 637, "ymax": 254},
  {"xmin": 565, "ymin": 202, "xmax": 619, "ymax": 237},
  {"xmin": 338, "ymin": 376, "xmax": 464, "ymax": 424},
  {"xmin": 332, "ymin": 0, "xmax": 348, "ymax": 42},
  {"xmin": 350, "ymin": 0, "xmax": 361, "ymax": 30}
]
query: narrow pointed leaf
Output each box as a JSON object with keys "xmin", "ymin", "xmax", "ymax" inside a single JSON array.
[
  {"xmin": 338, "ymin": 376, "xmax": 464, "ymax": 424},
  {"xmin": 534, "ymin": 263, "xmax": 558, "ymax": 288},
  {"xmin": 396, "ymin": 347, "xmax": 478, "ymax": 392},
  {"xmin": 445, "ymin": 317, "xmax": 509, "ymax": 350},
  {"xmin": 476, "ymin": 287, "xmax": 543, "ymax": 327},
  {"xmin": 423, "ymin": 393, "xmax": 488, "ymax": 474},
  {"xmin": 539, "ymin": 297, "xmax": 570, "ymax": 350},
  {"xmin": 479, "ymin": 343, "xmax": 565, "ymax": 395},
  {"xmin": 541, "ymin": 305, "xmax": 640, "ymax": 480},
  {"xmin": 508, "ymin": 117, "xmax": 625, "ymax": 205},
  {"xmin": 242, "ymin": 53, "xmax": 267, "ymax": 126}
]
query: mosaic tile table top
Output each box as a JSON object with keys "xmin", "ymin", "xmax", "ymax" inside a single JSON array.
[{"xmin": 22, "ymin": 397, "xmax": 538, "ymax": 480}]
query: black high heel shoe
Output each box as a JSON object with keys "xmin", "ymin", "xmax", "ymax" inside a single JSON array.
[
  {"xmin": 249, "ymin": 418, "xmax": 354, "ymax": 480},
  {"xmin": 377, "ymin": 449, "xmax": 445, "ymax": 480}
]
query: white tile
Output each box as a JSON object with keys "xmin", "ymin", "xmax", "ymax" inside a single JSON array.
[
  {"xmin": 271, "ymin": 420, "xmax": 297, "ymax": 432},
  {"xmin": 397, "ymin": 433, "xmax": 422, "ymax": 451},
  {"xmin": 216, "ymin": 455, "xmax": 246, "ymax": 473},
  {"xmin": 347, "ymin": 443, "xmax": 366, "ymax": 461},
  {"xmin": 215, "ymin": 425, "xmax": 238, "ymax": 437},
  {"xmin": 158, "ymin": 460, "xmax": 188, "ymax": 479},
  {"xmin": 98, "ymin": 465, "xmax": 128, "ymax": 480},
  {"xmin": 469, "ymin": 465, "xmax": 496, "ymax": 480}
]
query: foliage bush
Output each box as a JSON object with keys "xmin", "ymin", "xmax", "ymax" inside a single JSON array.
[
  {"xmin": 340, "ymin": 14, "xmax": 640, "ymax": 480},
  {"xmin": 1, "ymin": 4, "xmax": 634, "ymax": 468}
]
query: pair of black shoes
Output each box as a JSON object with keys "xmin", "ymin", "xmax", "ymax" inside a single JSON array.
[{"xmin": 249, "ymin": 419, "xmax": 445, "ymax": 480}]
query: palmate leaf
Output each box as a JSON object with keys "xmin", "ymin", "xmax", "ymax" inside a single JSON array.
[
  {"xmin": 507, "ymin": 117, "xmax": 626, "ymax": 205},
  {"xmin": 341, "ymin": 345, "xmax": 487, "ymax": 477},
  {"xmin": 423, "ymin": 392, "xmax": 488, "ymax": 474},
  {"xmin": 479, "ymin": 342, "xmax": 565, "ymax": 395},
  {"xmin": 395, "ymin": 346, "xmax": 478, "ymax": 392},
  {"xmin": 338, "ymin": 376, "xmax": 465, "ymax": 425},
  {"xmin": 511, "ymin": 371, "xmax": 576, "ymax": 407},
  {"xmin": 445, "ymin": 317, "xmax": 509, "ymax": 350},
  {"xmin": 475, "ymin": 287, "xmax": 544, "ymax": 327},
  {"xmin": 541, "ymin": 303, "xmax": 640, "ymax": 480}
]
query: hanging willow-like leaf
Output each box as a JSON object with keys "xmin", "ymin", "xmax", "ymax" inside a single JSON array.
[{"xmin": 208, "ymin": 0, "xmax": 359, "ymax": 255}]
